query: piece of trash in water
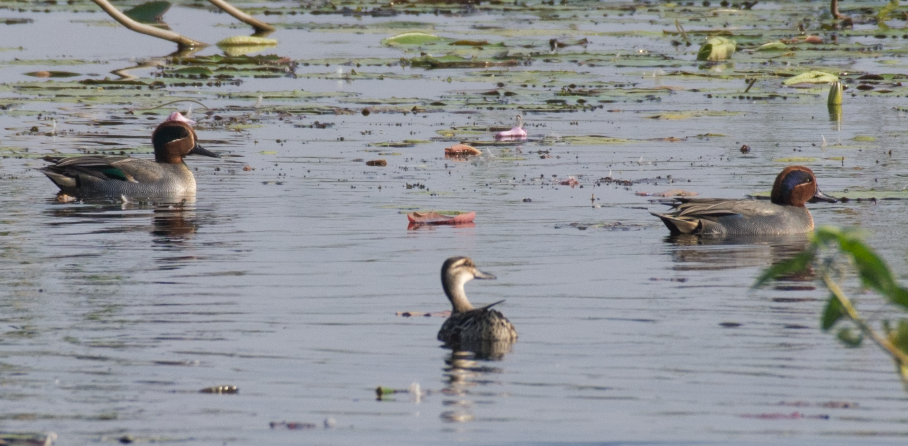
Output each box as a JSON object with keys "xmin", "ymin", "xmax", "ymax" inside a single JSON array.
[
  {"xmin": 199, "ymin": 385, "xmax": 238, "ymax": 394},
  {"xmin": 444, "ymin": 144, "xmax": 482, "ymax": 157},
  {"xmin": 376, "ymin": 382, "xmax": 426, "ymax": 401},
  {"xmin": 495, "ymin": 115, "xmax": 527, "ymax": 141},
  {"xmin": 395, "ymin": 310, "xmax": 451, "ymax": 317},
  {"xmin": 557, "ymin": 176, "xmax": 579, "ymax": 187},
  {"xmin": 56, "ymin": 193, "xmax": 77, "ymax": 203},
  {"xmin": 635, "ymin": 190, "xmax": 698, "ymax": 197},
  {"xmin": 407, "ymin": 211, "xmax": 475, "ymax": 225},
  {"xmin": 366, "ymin": 159, "xmax": 387, "ymax": 166},
  {"xmin": 269, "ymin": 421, "xmax": 317, "ymax": 430},
  {"xmin": 243, "ymin": 165, "xmax": 253, "ymax": 171}
]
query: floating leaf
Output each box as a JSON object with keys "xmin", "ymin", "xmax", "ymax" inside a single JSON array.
[
  {"xmin": 24, "ymin": 70, "xmax": 79, "ymax": 78},
  {"xmin": 755, "ymin": 41, "xmax": 787, "ymax": 51},
  {"xmin": 217, "ymin": 36, "xmax": 278, "ymax": 47},
  {"xmin": 783, "ymin": 71, "xmax": 838, "ymax": 86},
  {"xmin": 853, "ymin": 135, "xmax": 876, "ymax": 142},
  {"xmin": 697, "ymin": 36, "xmax": 736, "ymax": 61},
  {"xmin": 381, "ymin": 32, "xmax": 449, "ymax": 46}
]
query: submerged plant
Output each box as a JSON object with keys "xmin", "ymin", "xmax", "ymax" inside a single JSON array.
[{"xmin": 754, "ymin": 227, "xmax": 908, "ymax": 386}]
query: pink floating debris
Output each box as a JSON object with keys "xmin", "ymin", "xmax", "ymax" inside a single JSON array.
[
  {"xmin": 407, "ymin": 211, "xmax": 476, "ymax": 225},
  {"xmin": 167, "ymin": 111, "xmax": 196, "ymax": 126},
  {"xmin": 495, "ymin": 115, "xmax": 527, "ymax": 141}
]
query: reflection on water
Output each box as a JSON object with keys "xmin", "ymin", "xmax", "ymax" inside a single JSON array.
[{"xmin": 440, "ymin": 348, "xmax": 506, "ymax": 424}]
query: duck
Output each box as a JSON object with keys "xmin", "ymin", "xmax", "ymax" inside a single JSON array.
[
  {"xmin": 651, "ymin": 166, "xmax": 837, "ymax": 236},
  {"xmin": 437, "ymin": 256, "xmax": 518, "ymax": 346},
  {"xmin": 39, "ymin": 112, "xmax": 219, "ymax": 198}
]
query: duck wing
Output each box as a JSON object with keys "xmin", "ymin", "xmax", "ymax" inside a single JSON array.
[
  {"xmin": 652, "ymin": 198, "xmax": 773, "ymax": 235},
  {"xmin": 41, "ymin": 156, "xmax": 165, "ymax": 185}
]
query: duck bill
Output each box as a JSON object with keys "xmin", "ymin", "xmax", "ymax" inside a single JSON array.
[
  {"xmin": 189, "ymin": 143, "xmax": 220, "ymax": 158},
  {"xmin": 810, "ymin": 189, "xmax": 838, "ymax": 203},
  {"xmin": 473, "ymin": 269, "xmax": 497, "ymax": 280}
]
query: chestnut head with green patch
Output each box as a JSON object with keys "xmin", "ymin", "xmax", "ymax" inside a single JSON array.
[
  {"xmin": 771, "ymin": 166, "xmax": 837, "ymax": 207},
  {"xmin": 151, "ymin": 120, "xmax": 219, "ymax": 164}
]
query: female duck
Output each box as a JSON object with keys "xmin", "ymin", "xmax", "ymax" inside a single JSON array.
[
  {"xmin": 40, "ymin": 112, "xmax": 219, "ymax": 198},
  {"xmin": 651, "ymin": 166, "xmax": 837, "ymax": 236},
  {"xmin": 437, "ymin": 257, "xmax": 517, "ymax": 346}
]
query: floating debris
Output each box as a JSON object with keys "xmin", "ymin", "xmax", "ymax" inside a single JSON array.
[
  {"xmin": 199, "ymin": 385, "xmax": 238, "ymax": 394},
  {"xmin": 366, "ymin": 159, "xmax": 387, "ymax": 166},
  {"xmin": 407, "ymin": 211, "xmax": 475, "ymax": 225}
]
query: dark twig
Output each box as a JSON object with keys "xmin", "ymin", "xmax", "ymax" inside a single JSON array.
[{"xmin": 207, "ymin": 0, "xmax": 275, "ymax": 35}]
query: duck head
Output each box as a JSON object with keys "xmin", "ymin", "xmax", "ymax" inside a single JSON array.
[
  {"xmin": 770, "ymin": 166, "xmax": 837, "ymax": 207},
  {"xmin": 441, "ymin": 256, "xmax": 496, "ymax": 313},
  {"xmin": 152, "ymin": 118, "xmax": 219, "ymax": 164}
]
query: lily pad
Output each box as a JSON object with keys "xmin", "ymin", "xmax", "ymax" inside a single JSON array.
[
  {"xmin": 24, "ymin": 71, "xmax": 80, "ymax": 78},
  {"xmin": 217, "ymin": 36, "xmax": 278, "ymax": 47},
  {"xmin": 783, "ymin": 71, "xmax": 838, "ymax": 86},
  {"xmin": 697, "ymin": 36, "xmax": 736, "ymax": 62},
  {"xmin": 381, "ymin": 32, "xmax": 450, "ymax": 46}
]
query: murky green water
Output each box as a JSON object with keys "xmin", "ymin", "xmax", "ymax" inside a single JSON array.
[{"xmin": 2, "ymin": 1, "xmax": 908, "ymax": 444}]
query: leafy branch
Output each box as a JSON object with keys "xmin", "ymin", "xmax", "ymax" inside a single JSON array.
[{"xmin": 754, "ymin": 227, "xmax": 908, "ymax": 384}]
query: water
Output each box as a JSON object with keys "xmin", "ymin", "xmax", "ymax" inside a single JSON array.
[{"xmin": 2, "ymin": 1, "xmax": 908, "ymax": 444}]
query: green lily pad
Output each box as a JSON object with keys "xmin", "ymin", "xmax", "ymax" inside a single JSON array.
[
  {"xmin": 217, "ymin": 36, "xmax": 278, "ymax": 47},
  {"xmin": 783, "ymin": 71, "xmax": 838, "ymax": 86},
  {"xmin": 755, "ymin": 41, "xmax": 787, "ymax": 51},
  {"xmin": 381, "ymin": 32, "xmax": 450, "ymax": 46},
  {"xmin": 697, "ymin": 36, "xmax": 736, "ymax": 62}
]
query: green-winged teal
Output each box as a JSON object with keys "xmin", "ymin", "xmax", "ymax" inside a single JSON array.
[
  {"xmin": 652, "ymin": 166, "xmax": 837, "ymax": 236},
  {"xmin": 39, "ymin": 112, "xmax": 219, "ymax": 198}
]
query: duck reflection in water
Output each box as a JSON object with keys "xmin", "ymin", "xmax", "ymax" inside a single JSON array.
[
  {"xmin": 435, "ymin": 257, "xmax": 516, "ymax": 422},
  {"xmin": 663, "ymin": 233, "xmax": 816, "ymax": 283},
  {"xmin": 439, "ymin": 348, "xmax": 507, "ymax": 423}
]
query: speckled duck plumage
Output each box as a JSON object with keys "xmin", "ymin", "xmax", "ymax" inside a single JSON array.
[{"xmin": 437, "ymin": 257, "xmax": 517, "ymax": 346}]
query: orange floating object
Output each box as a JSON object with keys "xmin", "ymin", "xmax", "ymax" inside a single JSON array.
[
  {"xmin": 407, "ymin": 211, "xmax": 476, "ymax": 225},
  {"xmin": 445, "ymin": 144, "xmax": 482, "ymax": 156}
]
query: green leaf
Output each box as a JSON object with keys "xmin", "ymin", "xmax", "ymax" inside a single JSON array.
[
  {"xmin": 821, "ymin": 293, "xmax": 846, "ymax": 330},
  {"xmin": 381, "ymin": 32, "xmax": 449, "ymax": 46},
  {"xmin": 755, "ymin": 41, "xmax": 787, "ymax": 51},
  {"xmin": 752, "ymin": 249, "xmax": 816, "ymax": 289},
  {"xmin": 783, "ymin": 71, "xmax": 838, "ymax": 86},
  {"xmin": 123, "ymin": 1, "xmax": 171, "ymax": 24},
  {"xmin": 836, "ymin": 327, "xmax": 863, "ymax": 347},
  {"xmin": 889, "ymin": 320, "xmax": 908, "ymax": 357},
  {"xmin": 696, "ymin": 36, "xmax": 736, "ymax": 62},
  {"xmin": 216, "ymin": 36, "xmax": 278, "ymax": 47}
]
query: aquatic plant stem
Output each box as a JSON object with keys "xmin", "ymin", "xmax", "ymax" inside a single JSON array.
[
  {"xmin": 90, "ymin": 0, "xmax": 206, "ymax": 49},
  {"xmin": 822, "ymin": 274, "xmax": 908, "ymax": 366},
  {"xmin": 830, "ymin": 0, "xmax": 847, "ymax": 19},
  {"xmin": 207, "ymin": 0, "xmax": 275, "ymax": 35}
]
